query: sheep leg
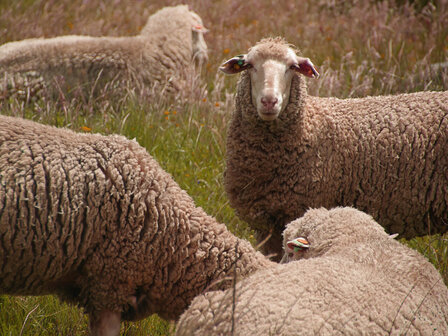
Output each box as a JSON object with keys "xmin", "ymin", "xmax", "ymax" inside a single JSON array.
[{"xmin": 89, "ymin": 310, "xmax": 121, "ymax": 336}]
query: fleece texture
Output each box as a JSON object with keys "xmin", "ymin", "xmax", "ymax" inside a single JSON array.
[
  {"xmin": 224, "ymin": 38, "xmax": 448, "ymax": 258},
  {"xmin": 176, "ymin": 207, "xmax": 448, "ymax": 336},
  {"xmin": 0, "ymin": 115, "xmax": 271, "ymax": 330},
  {"xmin": 0, "ymin": 5, "xmax": 207, "ymax": 99}
]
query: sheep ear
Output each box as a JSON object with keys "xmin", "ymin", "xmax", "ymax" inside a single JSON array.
[
  {"xmin": 292, "ymin": 57, "xmax": 319, "ymax": 78},
  {"xmin": 219, "ymin": 55, "xmax": 251, "ymax": 74},
  {"xmin": 192, "ymin": 24, "xmax": 208, "ymax": 33},
  {"xmin": 286, "ymin": 237, "xmax": 310, "ymax": 252}
]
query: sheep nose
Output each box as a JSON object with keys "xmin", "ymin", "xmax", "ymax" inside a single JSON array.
[{"xmin": 261, "ymin": 96, "xmax": 278, "ymax": 109}]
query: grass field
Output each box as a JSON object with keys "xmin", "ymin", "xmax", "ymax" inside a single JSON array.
[{"xmin": 0, "ymin": 0, "xmax": 447, "ymax": 334}]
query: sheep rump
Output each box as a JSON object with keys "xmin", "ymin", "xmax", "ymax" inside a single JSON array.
[
  {"xmin": 224, "ymin": 37, "xmax": 448, "ymax": 258},
  {"xmin": 0, "ymin": 114, "xmax": 271, "ymax": 335},
  {"xmin": 0, "ymin": 5, "xmax": 208, "ymax": 101},
  {"xmin": 176, "ymin": 207, "xmax": 448, "ymax": 335}
]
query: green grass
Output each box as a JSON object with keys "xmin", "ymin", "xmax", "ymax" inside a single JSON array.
[
  {"xmin": 0, "ymin": 295, "xmax": 173, "ymax": 336},
  {"xmin": 0, "ymin": 295, "xmax": 88, "ymax": 336},
  {"xmin": 1, "ymin": 0, "xmax": 447, "ymax": 334},
  {"xmin": 404, "ymin": 234, "xmax": 448, "ymax": 284}
]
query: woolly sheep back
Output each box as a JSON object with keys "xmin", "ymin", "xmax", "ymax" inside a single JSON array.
[
  {"xmin": 0, "ymin": 5, "xmax": 208, "ymax": 100},
  {"xmin": 0, "ymin": 115, "xmax": 271, "ymax": 335},
  {"xmin": 176, "ymin": 207, "xmax": 448, "ymax": 335},
  {"xmin": 224, "ymin": 37, "xmax": 448, "ymax": 259}
]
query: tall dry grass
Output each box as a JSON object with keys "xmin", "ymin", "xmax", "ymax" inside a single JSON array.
[
  {"xmin": 1, "ymin": 0, "xmax": 447, "ymax": 98},
  {"xmin": 0, "ymin": 0, "xmax": 447, "ymax": 334}
]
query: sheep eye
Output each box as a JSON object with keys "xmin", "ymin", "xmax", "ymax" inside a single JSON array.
[{"xmin": 289, "ymin": 64, "xmax": 298, "ymax": 71}]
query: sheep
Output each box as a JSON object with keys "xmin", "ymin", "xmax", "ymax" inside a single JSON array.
[
  {"xmin": 0, "ymin": 5, "xmax": 208, "ymax": 101},
  {"xmin": 220, "ymin": 36, "xmax": 448, "ymax": 260},
  {"xmin": 0, "ymin": 114, "xmax": 273, "ymax": 336},
  {"xmin": 176, "ymin": 207, "xmax": 448, "ymax": 336}
]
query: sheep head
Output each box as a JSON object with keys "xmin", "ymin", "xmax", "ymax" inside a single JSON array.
[
  {"xmin": 281, "ymin": 207, "xmax": 391, "ymax": 263},
  {"xmin": 220, "ymin": 37, "xmax": 318, "ymax": 121},
  {"xmin": 190, "ymin": 11, "xmax": 208, "ymax": 66},
  {"xmin": 141, "ymin": 5, "xmax": 208, "ymax": 65}
]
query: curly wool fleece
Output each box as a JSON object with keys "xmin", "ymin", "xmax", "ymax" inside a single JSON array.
[
  {"xmin": 176, "ymin": 207, "xmax": 448, "ymax": 336},
  {"xmin": 225, "ymin": 41, "xmax": 448, "ymax": 258},
  {"xmin": 0, "ymin": 115, "xmax": 271, "ymax": 331}
]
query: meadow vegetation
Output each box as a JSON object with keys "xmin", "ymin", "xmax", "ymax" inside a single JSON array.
[{"xmin": 0, "ymin": 0, "xmax": 447, "ymax": 334}]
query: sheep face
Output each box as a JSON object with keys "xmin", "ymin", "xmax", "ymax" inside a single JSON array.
[
  {"xmin": 190, "ymin": 12, "xmax": 208, "ymax": 65},
  {"xmin": 247, "ymin": 51, "xmax": 295, "ymax": 121},
  {"xmin": 220, "ymin": 38, "xmax": 318, "ymax": 121}
]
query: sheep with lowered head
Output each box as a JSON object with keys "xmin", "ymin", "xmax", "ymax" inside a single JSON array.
[
  {"xmin": 0, "ymin": 5, "xmax": 208, "ymax": 101},
  {"xmin": 176, "ymin": 207, "xmax": 448, "ymax": 335},
  {"xmin": 0, "ymin": 114, "xmax": 273, "ymax": 336},
  {"xmin": 220, "ymin": 36, "xmax": 448, "ymax": 260}
]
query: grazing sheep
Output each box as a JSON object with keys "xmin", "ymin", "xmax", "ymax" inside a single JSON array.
[
  {"xmin": 220, "ymin": 37, "xmax": 448, "ymax": 259},
  {"xmin": 176, "ymin": 207, "xmax": 448, "ymax": 336},
  {"xmin": 0, "ymin": 5, "xmax": 208, "ymax": 101},
  {"xmin": 0, "ymin": 115, "xmax": 272, "ymax": 336}
]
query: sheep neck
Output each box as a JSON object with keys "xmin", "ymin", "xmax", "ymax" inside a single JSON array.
[{"xmin": 122, "ymin": 195, "xmax": 273, "ymax": 322}]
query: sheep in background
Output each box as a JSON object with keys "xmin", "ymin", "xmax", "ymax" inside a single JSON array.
[
  {"xmin": 0, "ymin": 5, "xmax": 208, "ymax": 101},
  {"xmin": 176, "ymin": 207, "xmax": 448, "ymax": 336},
  {"xmin": 220, "ymin": 36, "xmax": 448, "ymax": 260},
  {"xmin": 0, "ymin": 115, "xmax": 273, "ymax": 336}
]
